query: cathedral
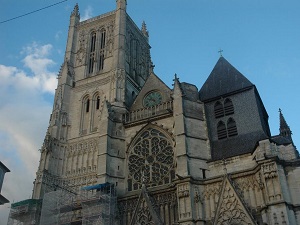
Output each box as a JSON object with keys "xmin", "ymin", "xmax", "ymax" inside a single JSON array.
[{"xmin": 8, "ymin": 1, "xmax": 300, "ymax": 225}]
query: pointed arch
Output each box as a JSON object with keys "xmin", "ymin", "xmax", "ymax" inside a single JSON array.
[
  {"xmin": 127, "ymin": 125, "xmax": 175, "ymax": 191},
  {"xmin": 214, "ymin": 101, "xmax": 224, "ymax": 118},
  {"xmin": 87, "ymin": 31, "xmax": 97, "ymax": 74},
  {"xmin": 98, "ymin": 28, "xmax": 106, "ymax": 71},
  {"xmin": 130, "ymin": 39, "xmax": 140, "ymax": 80},
  {"xmin": 217, "ymin": 121, "xmax": 227, "ymax": 140},
  {"xmin": 224, "ymin": 98, "xmax": 234, "ymax": 115},
  {"xmin": 91, "ymin": 92, "xmax": 101, "ymax": 132},
  {"xmin": 227, "ymin": 117, "xmax": 238, "ymax": 137},
  {"xmin": 80, "ymin": 95, "xmax": 90, "ymax": 135}
]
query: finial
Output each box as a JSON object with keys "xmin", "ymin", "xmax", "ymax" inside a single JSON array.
[
  {"xmin": 150, "ymin": 61, "xmax": 155, "ymax": 73},
  {"xmin": 141, "ymin": 21, "xmax": 149, "ymax": 38},
  {"xmin": 71, "ymin": 3, "xmax": 80, "ymax": 17},
  {"xmin": 218, "ymin": 48, "xmax": 223, "ymax": 57},
  {"xmin": 222, "ymin": 158, "xmax": 227, "ymax": 174},
  {"xmin": 173, "ymin": 73, "xmax": 180, "ymax": 83}
]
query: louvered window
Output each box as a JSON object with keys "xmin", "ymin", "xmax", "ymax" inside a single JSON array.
[
  {"xmin": 227, "ymin": 118, "xmax": 238, "ymax": 137},
  {"xmin": 217, "ymin": 121, "xmax": 227, "ymax": 139},
  {"xmin": 88, "ymin": 32, "xmax": 96, "ymax": 74},
  {"xmin": 224, "ymin": 98, "xmax": 234, "ymax": 115},
  {"xmin": 214, "ymin": 101, "xmax": 224, "ymax": 118},
  {"xmin": 98, "ymin": 29, "xmax": 106, "ymax": 71}
]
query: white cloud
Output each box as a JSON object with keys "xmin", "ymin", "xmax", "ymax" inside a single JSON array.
[
  {"xmin": 0, "ymin": 42, "xmax": 57, "ymax": 223},
  {"xmin": 81, "ymin": 5, "xmax": 93, "ymax": 21},
  {"xmin": 55, "ymin": 31, "xmax": 62, "ymax": 41}
]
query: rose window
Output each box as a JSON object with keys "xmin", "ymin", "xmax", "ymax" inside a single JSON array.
[{"xmin": 128, "ymin": 128, "xmax": 175, "ymax": 191}]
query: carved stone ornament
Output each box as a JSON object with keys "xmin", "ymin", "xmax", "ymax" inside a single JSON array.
[
  {"xmin": 178, "ymin": 183, "xmax": 190, "ymax": 198},
  {"xmin": 76, "ymin": 30, "xmax": 86, "ymax": 66},
  {"xmin": 130, "ymin": 185, "xmax": 164, "ymax": 225},
  {"xmin": 213, "ymin": 176, "xmax": 257, "ymax": 225},
  {"xmin": 128, "ymin": 127, "xmax": 175, "ymax": 190},
  {"xmin": 262, "ymin": 162, "xmax": 278, "ymax": 179}
]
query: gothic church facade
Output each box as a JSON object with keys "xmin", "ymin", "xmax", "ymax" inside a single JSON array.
[{"xmin": 8, "ymin": 1, "xmax": 300, "ymax": 225}]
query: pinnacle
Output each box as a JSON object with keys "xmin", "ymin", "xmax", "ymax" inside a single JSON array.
[
  {"xmin": 279, "ymin": 108, "xmax": 292, "ymax": 139},
  {"xmin": 71, "ymin": 3, "xmax": 80, "ymax": 17},
  {"xmin": 141, "ymin": 21, "xmax": 149, "ymax": 38}
]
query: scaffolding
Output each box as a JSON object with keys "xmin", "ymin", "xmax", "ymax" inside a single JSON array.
[
  {"xmin": 7, "ymin": 199, "xmax": 42, "ymax": 225},
  {"xmin": 39, "ymin": 182, "xmax": 116, "ymax": 225},
  {"xmin": 40, "ymin": 189, "xmax": 80, "ymax": 225},
  {"xmin": 81, "ymin": 183, "xmax": 116, "ymax": 225}
]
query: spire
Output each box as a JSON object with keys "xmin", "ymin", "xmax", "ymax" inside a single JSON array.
[
  {"xmin": 141, "ymin": 21, "xmax": 149, "ymax": 39},
  {"xmin": 279, "ymin": 108, "xmax": 292, "ymax": 141},
  {"xmin": 199, "ymin": 57, "xmax": 254, "ymax": 101},
  {"xmin": 71, "ymin": 3, "xmax": 80, "ymax": 18}
]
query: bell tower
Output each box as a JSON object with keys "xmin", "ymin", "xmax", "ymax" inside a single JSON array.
[{"xmin": 32, "ymin": 0, "xmax": 151, "ymax": 200}]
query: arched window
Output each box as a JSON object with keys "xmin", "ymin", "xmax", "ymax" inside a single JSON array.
[
  {"xmin": 96, "ymin": 96, "xmax": 100, "ymax": 110},
  {"xmin": 99, "ymin": 29, "xmax": 106, "ymax": 71},
  {"xmin": 127, "ymin": 127, "xmax": 175, "ymax": 191},
  {"xmin": 86, "ymin": 99, "xmax": 90, "ymax": 112},
  {"xmin": 224, "ymin": 98, "xmax": 234, "ymax": 115},
  {"xmin": 88, "ymin": 32, "xmax": 97, "ymax": 74},
  {"xmin": 91, "ymin": 94, "xmax": 100, "ymax": 132},
  {"xmin": 130, "ymin": 39, "xmax": 140, "ymax": 80},
  {"xmin": 217, "ymin": 121, "xmax": 227, "ymax": 140},
  {"xmin": 100, "ymin": 29, "xmax": 106, "ymax": 49},
  {"xmin": 80, "ymin": 96, "xmax": 90, "ymax": 135},
  {"xmin": 214, "ymin": 101, "xmax": 224, "ymax": 118},
  {"xmin": 227, "ymin": 118, "xmax": 238, "ymax": 137}
]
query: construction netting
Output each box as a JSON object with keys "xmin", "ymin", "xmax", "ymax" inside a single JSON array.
[
  {"xmin": 40, "ymin": 189, "xmax": 79, "ymax": 225},
  {"xmin": 7, "ymin": 199, "xmax": 42, "ymax": 225},
  {"xmin": 38, "ymin": 182, "xmax": 116, "ymax": 225},
  {"xmin": 81, "ymin": 182, "xmax": 116, "ymax": 225}
]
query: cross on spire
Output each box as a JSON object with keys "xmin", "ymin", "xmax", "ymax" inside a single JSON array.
[{"xmin": 218, "ymin": 48, "xmax": 223, "ymax": 57}]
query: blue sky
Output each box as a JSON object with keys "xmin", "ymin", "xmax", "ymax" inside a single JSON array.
[{"xmin": 0, "ymin": 0, "xmax": 299, "ymax": 222}]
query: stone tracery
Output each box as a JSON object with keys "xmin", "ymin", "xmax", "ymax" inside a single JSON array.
[{"xmin": 127, "ymin": 127, "xmax": 175, "ymax": 190}]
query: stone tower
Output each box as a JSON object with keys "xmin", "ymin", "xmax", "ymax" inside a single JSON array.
[{"xmin": 32, "ymin": 0, "xmax": 152, "ymax": 199}]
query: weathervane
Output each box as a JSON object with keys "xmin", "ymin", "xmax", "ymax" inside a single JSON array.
[{"xmin": 218, "ymin": 48, "xmax": 223, "ymax": 57}]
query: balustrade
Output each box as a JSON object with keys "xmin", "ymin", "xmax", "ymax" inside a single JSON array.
[{"xmin": 124, "ymin": 101, "xmax": 173, "ymax": 123}]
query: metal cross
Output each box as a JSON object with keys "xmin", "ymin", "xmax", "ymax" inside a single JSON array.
[{"xmin": 218, "ymin": 48, "xmax": 223, "ymax": 57}]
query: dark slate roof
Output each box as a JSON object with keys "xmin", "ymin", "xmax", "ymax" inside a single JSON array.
[
  {"xmin": 271, "ymin": 135, "xmax": 293, "ymax": 146},
  {"xmin": 199, "ymin": 57, "xmax": 254, "ymax": 101}
]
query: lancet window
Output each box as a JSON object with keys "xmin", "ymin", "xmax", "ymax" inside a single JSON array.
[
  {"xmin": 80, "ymin": 96, "xmax": 90, "ymax": 135},
  {"xmin": 87, "ymin": 29, "xmax": 106, "ymax": 75},
  {"xmin": 130, "ymin": 39, "xmax": 140, "ymax": 80},
  {"xmin": 88, "ymin": 32, "xmax": 96, "ymax": 74},
  {"xmin": 227, "ymin": 117, "xmax": 238, "ymax": 137},
  {"xmin": 224, "ymin": 98, "xmax": 234, "ymax": 115},
  {"xmin": 214, "ymin": 101, "xmax": 224, "ymax": 118},
  {"xmin": 91, "ymin": 94, "xmax": 100, "ymax": 132},
  {"xmin": 127, "ymin": 127, "xmax": 175, "ymax": 191},
  {"xmin": 217, "ymin": 121, "xmax": 227, "ymax": 140},
  {"xmin": 99, "ymin": 29, "xmax": 106, "ymax": 71}
]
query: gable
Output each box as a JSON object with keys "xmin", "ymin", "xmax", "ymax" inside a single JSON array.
[
  {"xmin": 213, "ymin": 175, "xmax": 257, "ymax": 225},
  {"xmin": 130, "ymin": 72, "xmax": 172, "ymax": 111},
  {"xmin": 130, "ymin": 185, "xmax": 164, "ymax": 225}
]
